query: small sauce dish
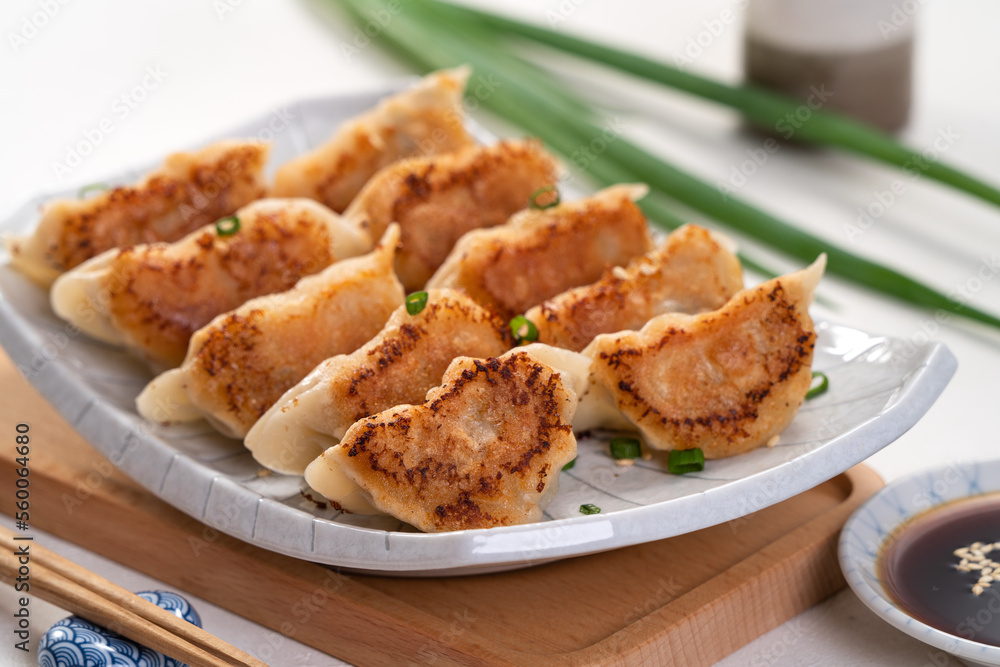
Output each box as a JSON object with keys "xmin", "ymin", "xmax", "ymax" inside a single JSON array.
[{"xmin": 840, "ymin": 458, "xmax": 1000, "ymax": 667}]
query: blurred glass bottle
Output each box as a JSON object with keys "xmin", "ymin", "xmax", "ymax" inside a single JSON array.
[{"xmin": 744, "ymin": 0, "xmax": 915, "ymax": 133}]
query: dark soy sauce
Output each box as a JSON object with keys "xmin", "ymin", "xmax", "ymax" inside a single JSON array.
[{"xmin": 879, "ymin": 494, "xmax": 1000, "ymax": 648}]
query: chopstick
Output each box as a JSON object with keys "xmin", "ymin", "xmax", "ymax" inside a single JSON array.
[{"xmin": 0, "ymin": 527, "xmax": 268, "ymax": 667}]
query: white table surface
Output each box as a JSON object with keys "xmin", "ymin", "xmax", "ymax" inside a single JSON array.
[{"xmin": 1, "ymin": 0, "xmax": 997, "ymax": 665}]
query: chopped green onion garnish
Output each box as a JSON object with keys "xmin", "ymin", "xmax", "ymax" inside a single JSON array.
[
  {"xmin": 668, "ymin": 448, "xmax": 705, "ymax": 475},
  {"xmin": 528, "ymin": 185, "xmax": 560, "ymax": 210},
  {"xmin": 215, "ymin": 215, "xmax": 241, "ymax": 237},
  {"xmin": 562, "ymin": 458, "xmax": 576, "ymax": 471},
  {"xmin": 579, "ymin": 503, "xmax": 601, "ymax": 515},
  {"xmin": 609, "ymin": 437, "xmax": 641, "ymax": 460},
  {"xmin": 406, "ymin": 291, "xmax": 429, "ymax": 315},
  {"xmin": 509, "ymin": 315, "xmax": 538, "ymax": 344},
  {"xmin": 78, "ymin": 183, "xmax": 108, "ymax": 199},
  {"xmin": 806, "ymin": 371, "xmax": 829, "ymax": 400}
]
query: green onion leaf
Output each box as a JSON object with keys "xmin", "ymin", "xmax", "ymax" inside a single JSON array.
[
  {"xmin": 406, "ymin": 291, "xmax": 429, "ymax": 315},
  {"xmin": 667, "ymin": 448, "xmax": 705, "ymax": 475},
  {"xmin": 78, "ymin": 183, "xmax": 109, "ymax": 199},
  {"xmin": 562, "ymin": 458, "xmax": 576, "ymax": 471},
  {"xmin": 509, "ymin": 315, "xmax": 538, "ymax": 344},
  {"xmin": 528, "ymin": 185, "xmax": 560, "ymax": 210},
  {"xmin": 579, "ymin": 503, "xmax": 601, "ymax": 515},
  {"xmin": 609, "ymin": 437, "xmax": 641, "ymax": 460},
  {"xmin": 806, "ymin": 371, "xmax": 829, "ymax": 400},
  {"xmin": 425, "ymin": 0, "xmax": 1000, "ymax": 213},
  {"xmin": 215, "ymin": 215, "xmax": 241, "ymax": 237}
]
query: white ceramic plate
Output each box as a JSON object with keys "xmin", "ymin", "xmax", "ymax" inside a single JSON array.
[
  {"xmin": 0, "ymin": 84, "xmax": 957, "ymax": 575},
  {"xmin": 840, "ymin": 459, "xmax": 1000, "ymax": 667}
]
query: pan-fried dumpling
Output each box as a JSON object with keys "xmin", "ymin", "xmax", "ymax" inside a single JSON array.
[
  {"xmin": 304, "ymin": 349, "xmax": 578, "ymax": 530},
  {"xmin": 426, "ymin": 184, "xmax": 653, "ymax": 320},
  {"xmin": 6, "ymin": 140, "xmax": 269, "ymax": 286},
  {"xmin": 513, "ymin": 343, "xmax": 633, "ymax": 434},
  {"xmin": 51, "ymin": 198, "xmax": 370, "ymax": 369},
  {"xmin": 525, "ymin": 224, "xmax": 744, "ymax": 351},
  {"xmin": 246, "ymin": 288, "xmax": 509, "ymax": 474},
  {"xmin": 136, "ymin": 226, "xmax": 405, "ymax": 438},
  {"xmin": 583, "ymin": 256, "xmax": 826, "ymax": 458},
  {"xmin": 343, "ymin": 139, "xmax": 559, "ymax": 291},
  {"xmin": 272, "ymin": 67, "xmax": 475, "ymax": 212}
]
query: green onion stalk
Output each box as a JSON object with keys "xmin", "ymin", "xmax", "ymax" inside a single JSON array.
[
  {"xmin": 405, "ymin": 290, "xmax": 429, "ymax": 315},
  {"xmin": 610, "ymin": 437, "xmax": 642, "ymax": 461},
  {"xmin": 807, "ymin": 371, "xmax": 830, "ymax": 400},
  {"xmin": 332, "ymin": 0, "xmax": 1000, "ymax": 330},
  {"xmin": 668, "ymin": 448, "xmax": 706, "ymax": 474},
  {"xmin": 426, "ymin": 0, "xmax": 1000, "ymax": 212},
  {"xmin": 215, "ymin": 215, "xmax": 241, "ymax": 237}
]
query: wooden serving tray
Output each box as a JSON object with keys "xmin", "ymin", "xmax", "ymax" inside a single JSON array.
[{"xmin": 0, "ymin": 350, "xmax": 882, "ymax": 666}]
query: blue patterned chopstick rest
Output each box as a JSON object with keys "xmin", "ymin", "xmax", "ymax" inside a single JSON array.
[{"xmin": 38, "ymin": 590, "xmax": 201, "ymax": 667}]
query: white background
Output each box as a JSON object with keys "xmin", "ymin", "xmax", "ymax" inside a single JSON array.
[{"xmin": 1, "ymin": 0, "xmax": 998, "ymax": 665}]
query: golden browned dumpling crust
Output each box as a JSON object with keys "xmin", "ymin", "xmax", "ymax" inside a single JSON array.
[
  {"xmin": 51, "ymin": 198, "xmax": 370, "ymax": 369},
  {"xmin": 584, "ymin": 256, "xmax": 825, "ymax": 459},
  {"xmin": 325, "ymin": 350, "xmax": 577, "ymax": 532},
  {"xmin": 329, "ymin": 294, "xmax": 510, "ymax": 426},
  {"xmin": 344, "ymin": 139, "xmax": 560, "ymax": 291},
  {"xmin": 527, "ymin": 224, "xmax": 744, "ymax": 351},
  {"xmin": 245, "ymin": 288, "xmax": 510, "ymax": 474},
  {"xmin": 272, "ymin": 67, "xmax": 475, "ymax": 213},
  {"xmin": 7, "ymin": 140, "xmax": 269, "ymax": 285},
  {"xmin": 426, "ymin": 184, "xmax": 653, "ymax": 320},
  {"xmin": 137, "ymin": 225, "xmax": 404, "ymax": 439}
]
